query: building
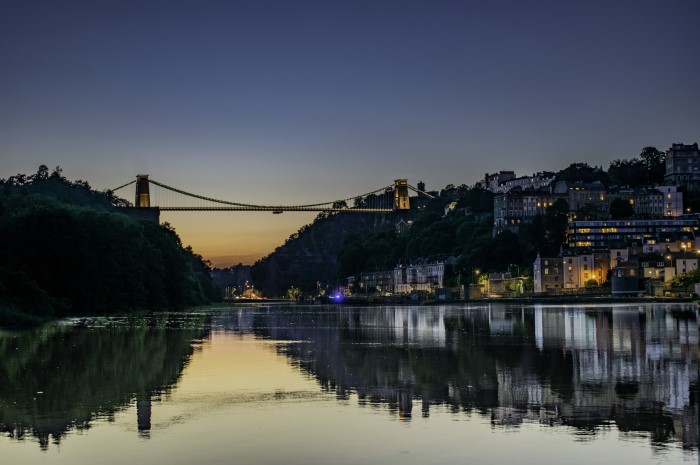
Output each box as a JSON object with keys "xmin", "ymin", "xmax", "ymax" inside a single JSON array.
[
  {"xmin": 664, "ymin": 142, "xmax": 700, "ymax": 188},
  {"xmin": 566, "ymin": 182, "xmax": 609, "ymax": 215},
  {"xmin": 487, "ymin": 272, "xmax": 527, "ymax": 296},
  {"xmin": 567, "ymin": 219, "xmax": 699, "ymax": 249},
  {"xmin": 493, "ymin": 189, "xmax": 564, "ymax": 234},
  {"xmin": 562, "ymin": 250, "xmax": 596, "ymax": 288},
  {"xmin": 494, "ymin": 172, "xmax": 556, "ymax": 194},
  {"xmin": 611, "ymin": 262, "xmax": 640, "ymax": 296},
  {"xmin": 675, "ymin": 257, "xmax": 698, "ymax": 275},
  {"xmin": 641, "ymin": 259, "xmax": 665, "ymax": 280},
  {"xmin": 657, "ymin": 185, "xmax": 684, "ymax": 216},
  {"xmin": 533, "ymin": 254, "xmax": 563, "ymax": 293},
  {"xmin": 483, "ymin": 171, "xmax": 516, "ymax": 192},
  {"xmin": 395, "ymin": 219, "xmax": 413, "ymax": 235},
  {"xmin": 393, "ymin": 256, "xmax": 457, "ymax": 294},
  {"xmin": 359, "ymin": 270, "xmax": 394, "ymax": 294}
]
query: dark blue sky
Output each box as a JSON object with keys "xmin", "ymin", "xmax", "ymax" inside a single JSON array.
[{"xmin": 1, "ymin": 0, "xmax": 698, "ymax": 264}]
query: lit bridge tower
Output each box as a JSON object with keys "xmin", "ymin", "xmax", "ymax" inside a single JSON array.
[
  {"xmin": 135, "ymin": 174, "xmax": 151, "ymax": 207},
  {"xmin": 131, "ymin": 174, "xmax": 160, "ymax": 222},
  {"xmin": 394, "ymin": 179, "xmax": 410, "ymax": 210}
]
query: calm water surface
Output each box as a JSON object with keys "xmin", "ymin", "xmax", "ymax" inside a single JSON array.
[{"xmin": 0, "ymin": 303, "xmax": 697, "ymax": 464}]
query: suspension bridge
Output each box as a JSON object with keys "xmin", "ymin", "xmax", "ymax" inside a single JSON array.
[{"xmin": 110, "ymin": 175, "xmax": 434, "ymax": 217}]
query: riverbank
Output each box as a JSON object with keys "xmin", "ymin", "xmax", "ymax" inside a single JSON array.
[{"xmin": 336, "ymin": 295, "xmax": 696, "ymax": 306}]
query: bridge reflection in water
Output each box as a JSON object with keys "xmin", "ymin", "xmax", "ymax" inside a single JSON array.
[
  {"xmin": 0, "ymin": 303, "xmax": 695, "ymax": 459},
  {"xmin": 0, "ymin": 314, "xmax": 210, "ymax": 449}
]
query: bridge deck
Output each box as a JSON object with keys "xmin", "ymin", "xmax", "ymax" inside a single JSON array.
[{"xmin": 158, "ymin": 207, "xmax": 393, "ymax": 212}]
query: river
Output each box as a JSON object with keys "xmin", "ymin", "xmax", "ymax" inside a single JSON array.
[{"xmin": 0, "ymin": 303, "xmax": 697, "ymax": 464}]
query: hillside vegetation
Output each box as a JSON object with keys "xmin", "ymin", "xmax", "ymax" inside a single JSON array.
[
  {"xmin": 0, "ymin": 166, "xmax": 218, "ymax": 324},
  {"xmin": 251, "ymin": 185, "xmax": 509, "ymax": 295},
  {"xmin": 252, "ymin": 146, "xmax": 665, "ymax": 296}
]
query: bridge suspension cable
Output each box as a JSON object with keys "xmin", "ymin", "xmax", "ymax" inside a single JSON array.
[
  {"xmin": 109, "ymin": 176, "xmax": 435, "ymax": 213},
  {"xmin": 147, "ymin": 178, "xmax": 394, "ymax": 210},
  {"xmin": 407, "ymin": 184, "xmax": 436, "ymax": 199},
  {"xmin": 109, "ymin": 179, "xmax": 136, "ymax": 192}
]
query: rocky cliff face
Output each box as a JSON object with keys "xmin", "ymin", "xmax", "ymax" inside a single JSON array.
[{"xmin": 251, "ymin": 212, "xmax": 391, "ymax": 297}]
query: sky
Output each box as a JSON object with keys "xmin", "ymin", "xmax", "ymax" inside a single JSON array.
[{"xmin": 1, "ymin": 0, "xmax": 699, "ymax": 266}]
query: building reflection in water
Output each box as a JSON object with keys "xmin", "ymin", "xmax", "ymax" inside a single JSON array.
[
  {"xmin": 250, "ymin": 304, "xmax": 697, "ymax": 450},
  {"xmin": 0, "ymin": 305, "xmax": 694, "ymax": 453}
]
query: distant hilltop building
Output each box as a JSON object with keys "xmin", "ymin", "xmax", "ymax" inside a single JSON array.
[
  {"xmin": 483, "ymin": 171, "xmax": 515, "ymax": 191},
  {"xmin": 664, "ymin": 142, "xmax": 700, "ymax": 189},
  {"xmin": 482, "ymin": 171, "xmax": 555, "ymax": 194},
  {"xmin": 493, "ymin": 182, "xmax": 685, "ymax": 235}
]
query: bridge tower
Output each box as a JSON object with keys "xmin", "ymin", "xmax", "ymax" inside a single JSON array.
[
  {"xmin": 394, "ymin": 179, "xmax": 410, "ymax": 210},
  {"xmin": 135, "ymin": 174, "xmax": 151, "ymax": 207}
]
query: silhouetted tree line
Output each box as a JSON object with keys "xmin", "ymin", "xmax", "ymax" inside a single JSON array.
[
  {"xmin": 551, "ymin": 147, "xmax": 665, "ymax": 189},
  {"xmin": 0, "ymin": 166, "xmax": 218, "ymax": 324}
]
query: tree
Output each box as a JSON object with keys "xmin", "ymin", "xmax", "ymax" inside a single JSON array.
[
  {"xmin": 338, "ymin": 234, "xmax": 366, "ymax": 278},
  {"xmin": 286, "ymin": 287, "xmax": 302, "ymax": 301},
  {"xmin": 35, "ymin": 165, "xmax": 49, "ymax": 180},
  {"xmin": 608, "ymin": 158, "xmax": 646, "ymax": 187},
  {"xmin": 670, "ymin": 269, "xmax": 700, "ymax": 288},
  {"xmin": 608, "ymin": 146, "xmax": 665, "ymax": 187},
  {"xmin": 610, "ymin": 197, "xmax": 634, "ymax": 219},
  {"xmin": 542, "ymin": 199, "xmax": 569, "ymax": 255},
  {"xmin": 639, "ymin": 146, "xmax": 665, "ymax": 184},
  {"xmin": 488, "ymin": 231, "xmax": 522, "ymax": 270},
  {"xmin": 555, "ymin": 163, "xmax": 609, "ymax": 186}
]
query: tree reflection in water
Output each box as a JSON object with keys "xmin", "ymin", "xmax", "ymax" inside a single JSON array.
[
  {"xmin": 0, "ymin": 304, "xmax": 695, "ymax": 454},
  {"xmin": 0, "ymin": 313, "xmax": 208, "ymax": 449}
]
